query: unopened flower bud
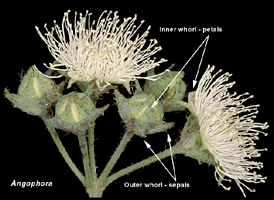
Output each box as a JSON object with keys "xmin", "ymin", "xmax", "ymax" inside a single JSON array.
[
  {"xmin": 128, "ymin": 93, "xmax": 163, "ymax": 122},
  {"xmin": 144, "ymin": 69, "xmax": 186, "ymax": 103},
  {"xmin": 4, "ymin": 65, "xmax": 60, "ymax": 117},
  {"xmin": 18, "ymin": 65, "xmax": 55, "ymax": 98},
  {"xmin": 114, "ymin": 88, "xmax": 173, "ymax": 137},
  {"xmin": 55, "ymin": 92, "xmax": 95, "ymax": 124}
]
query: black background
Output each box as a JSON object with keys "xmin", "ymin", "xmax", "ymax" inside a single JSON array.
[{"xmin": 2, "ymin": 1, "xmax": 272, "ymax": 199}]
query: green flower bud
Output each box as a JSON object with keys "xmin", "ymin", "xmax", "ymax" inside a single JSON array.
[
  {"xmin": 144, "ymin": 69, "xmax": 186, "ymax": 104},
  {"xmin": 18, "ymin": 65, "xmax": 55, "ymax": 98},
  {"xmin": 4, "ymin": 65, "xmax": 60, "ymax": 117},
  {"xmin": 128, "ymin": 93, "xmax": 163, "ymax": 122},
  {"xmin": 114, "ymin": 88, "xmax": 173, "ymax": 137},
  {"xmin": 46, "ymin": 92, "xmax": 108, "ymax": 135},
  {"xmin": 55, "ymin": 92, "xmax": 95, "ymax": 124}
]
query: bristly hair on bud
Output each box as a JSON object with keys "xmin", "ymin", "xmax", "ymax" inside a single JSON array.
[
  {"xmin": 35, "ymin": 10, "xmax": 167, "ymax": 90},
  {"xmin": 189, "ymin": 65, "xmax": 269, "ymax": 197}
]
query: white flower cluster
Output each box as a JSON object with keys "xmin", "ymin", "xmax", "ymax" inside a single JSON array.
[
  {"xmin": 35, "ymin": 10, "xmax": 167, "ymax": 90},
  {"xmin": 189, "ymin": 65, "xmax": 268, "ymax": 197}
]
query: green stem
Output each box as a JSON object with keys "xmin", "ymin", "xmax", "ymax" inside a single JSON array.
[
  {"xmin": 43, "ymin": 119, "xmax": 86, "ymax": 186},
  {"xmin": 78, "ymin": 134, "xmax": 93, "ymax": 189},
  {"xmin": 88, "ymin": 123, "xmax": 97, "ymax": 181},
  {"xmin": 107, "ymin": 146, "xmax": 179, "ymax": 185},
  {"xmin": 99, "ymin": 131, "xmax": 134, "ymax": 182}
]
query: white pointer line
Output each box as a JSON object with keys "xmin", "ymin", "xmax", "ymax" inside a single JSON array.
[
  {"xmin": 193, "ymin": 35, "xmax": 210, "ymax": 88},
  {"xmin": 144, "ymin": 141, "xmax": 176, "ymax": 181},
  {"xmin": 151, "ymin": 35, "xmax": 210, "ymax": 108},
  {"xmin": 167, "ymin": 134, "xmax": 176, "ymax": 181}
]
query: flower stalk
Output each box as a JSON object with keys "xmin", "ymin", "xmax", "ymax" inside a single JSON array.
[
  {"xmin": 88, "ymin": 123, "xmax": 97, "ymax": 181},
  {"xmin": 107, "ymin": 146, "xmax": 179, "ymax": 186},
  {"xmin": 43, "ymin": 119, "xmax": 86, "ymax": 186},
  {"xmin": 78, "ymin": 134, "xmax": 93, "ymax": 189},
  {"xmin": 99, "ymin": 131, "xmax": 134, "ymax": 182}
]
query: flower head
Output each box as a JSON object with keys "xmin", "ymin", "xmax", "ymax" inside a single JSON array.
[
  {"xmin": 188, "ymin": 65, "xmax": 268, "ymax": 197},
  {"xmin": 35, "ymin": 10, "xmax": 167, "ymax": 90}
]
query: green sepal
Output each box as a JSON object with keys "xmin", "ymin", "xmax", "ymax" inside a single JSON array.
[
  {"xmin": 47, "ymin": 104, "xmax": 109, "ymax": 135},
  {"xmin": 4, "ymin": 89, "xmax": 61, "ymax": 117},
  {"xmin": 176, "ymin": 114, "xmax": 217, "ymax": 166},
  {"xmin": 67, "ymin": 78, "xmax": 77, "ymax": 89},
  {"xmin": 114, "ymin": 88, "xmax": 173, "ymax": 137},
  {"xmin": 144, "ymin": 68, "xmax": 187, "ymax": 112},
  {"xmin": 18, "ymin": 66, "xmax": 56, "ymax": 98},
  {"xmin": 4, "ymin": 66, "xmax": 61, "ymax": 118}
]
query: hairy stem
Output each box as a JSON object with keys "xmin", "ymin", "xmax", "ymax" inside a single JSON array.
[
  {"xmin": 107, "ymin": 146, "xmax": 179, "ymax": 185},
  {"xmin": 99, "ymin": 131, "xmax": 134, "ymax": 182},
  {"xmin": 78, "ymin": 134, "xmax": 93, "ymax": 189},
  {"xmin": 88, "ymin": 123, "xmax": 97, "ymax": 181},
  {"xmin": 43, "ymin": 119, "xmax": 86, "ymax": 186}
]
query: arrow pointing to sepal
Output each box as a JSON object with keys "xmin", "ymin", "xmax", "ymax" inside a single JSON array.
[
  {"xmin": 193, "ymin": 35, "xmax": 209, "ymax": 88},
  {"xmin": 151, "ymin": 35, "xmax": 210, "ymax": 108},
  {"xmin": 167, "ymin": 134, "xmax": 176, "ymax": 181},
  {"xmin": 144, "ymin": 139, "xmax": 176, "ymax": 181}
]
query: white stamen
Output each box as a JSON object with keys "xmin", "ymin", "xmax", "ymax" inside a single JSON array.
[
  {"xmin": 189, "ymin": 65, "xmax": 268, "ymax": 197},
  {"xmin": 35, "ymin": 10, "xmax": 167, "ymax": 90}
]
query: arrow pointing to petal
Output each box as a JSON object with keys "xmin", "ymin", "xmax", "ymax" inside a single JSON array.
[
  {"xmin": 151, "ymin": 101, "xmax": 158, "ymax": 108},
  {"xmin": 151, "ymin": 35, "xmax": 210, "ymax": 108},
  {"xmin": 144, "ymin": 140, "xmax": 176, "ymax": 181},
  {"xmin": 193, "ymin": 35, "xmax": 209, "ymax": 88}
]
